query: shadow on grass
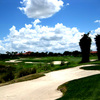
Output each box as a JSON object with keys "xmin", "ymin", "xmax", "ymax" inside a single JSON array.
[{"xmin": 80, "ymin": 65, "xmax": 100, "ymax": 70}]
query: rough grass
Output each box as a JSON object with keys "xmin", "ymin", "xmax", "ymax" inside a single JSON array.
[
  {"xmin": 0, "ymin": 73, "xmax": 44, "ymax": 87},
  {"xmin": 57, "ymin": 74, "xmax": 100, "ymax": 100}
]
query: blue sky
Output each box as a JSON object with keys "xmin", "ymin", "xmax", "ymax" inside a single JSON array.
[{"xmin": 0, "ymin": 0, "xmax": 100, "ymax": 53}]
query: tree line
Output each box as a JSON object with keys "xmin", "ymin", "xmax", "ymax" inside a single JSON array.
[{"xmin": 0, "ymin": 50, "xmax": 81, "ymax": 59}]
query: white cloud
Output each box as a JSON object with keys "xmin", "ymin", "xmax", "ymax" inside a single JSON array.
[
  {"xmin": 0, "ymin": 40, "xmax": 7, "ymax": 53},
  {"xmin": 66, "ymin": 3, "xmax": 70, "ymax": 6},
  {"xmin": 1, "ymin": 19, "xmax": 100, "ymax": 53},
  {"xmin": 33, "ymin": 19, "xmax": 41, "ymax": 26},
  {"xmin": 19, "ymin": 0, "xmax": 64, "ymax": 18},
  {"xmin": 95, "ymin": 28, "xmax": 100, "ymax": 34},
  {"xmin": 94, "ymin": 20, "xmax": 100, "ymax": 24}
]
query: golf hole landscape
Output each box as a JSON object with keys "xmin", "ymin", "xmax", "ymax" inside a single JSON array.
[{"xmin": 0, "ymin": 0, "xmax": 100, "ymax": 100}]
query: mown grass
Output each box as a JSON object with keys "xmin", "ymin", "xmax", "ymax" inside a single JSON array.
[{"xmin": 57, "ymin": 74, "xmax": 100, "ymax": 100}]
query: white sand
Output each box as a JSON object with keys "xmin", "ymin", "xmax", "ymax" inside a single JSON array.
[
  {"xmin": 25, "ymin": 62, "xmax": 43, "ymax": 64},
  {"xmin": 51, "ymin": 61, "xmax": 68, "ymax": 65},
  {"xmin": 90, "ymin": 59, "xmax": 97, "ymax": 61},
  {"xmin": 53, "ymin": 61, "xmax": 61, "ymax": 65},
  {"xmin": 0, "ymin": 64, "xmax": 100, "ymax": 100},
  {"xmin": 25, "ymin": 62, "xmax": 33, "ymax": 64},
  {"xmin": 5, "ymin": 60, "xmax": 22, "ymax": 63},
  {"xmin": 5, "ymin": 60, "xmax": 16, "ymax": 63},
  {"xmin": 64, "ymin": 61, "xmax": 68, "ymax": 64}
]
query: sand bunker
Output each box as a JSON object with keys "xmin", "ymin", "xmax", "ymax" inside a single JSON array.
[
  {"xmin": 25, "ymin": 62, "xmax": 43, "ymax": 64},
  {"xmin": 0, "ymin": 64, "xmax": 100, "ymax": 100},
  {"xmin": 52, "ymin": 61, "xmax": 68, "ymax": 65},
  {"xmin": 53, "ymin": 61, "xmax": 61, "ymax": 65},
  {"xmin": 5, "ymin": 60, "xmax": 22, "ymax": 63},
  {"xmin": 25, "ymin": 62, "xmax": 33, "ymax": 64},
  {"xmin": 90, "ymin": 59, "xmax": 97, "ymax": 62}
]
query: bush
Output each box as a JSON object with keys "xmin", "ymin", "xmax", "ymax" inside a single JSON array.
[
  {"xmin": 17, "ymin": 68, "xmax": 36, "ymax": 78},
  {"xmin": 0, "ymin": 72, "xmax": 15, "ymax": 83},
  {"xmin": 50, "ymin": 62, "xmax": 54, "ymax": 67},
  {"xmin": 0, "ymin": 65, "xmax": 16, "ymax": 83},
  {"xmin": 3, "ymin": 72, "xmax": 15, "ymax": 81},
  {"xmin": 60, "ymin": 61, "xmax": 65, "ymax": 66}
]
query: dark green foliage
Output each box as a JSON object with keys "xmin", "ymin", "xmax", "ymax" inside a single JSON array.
[
  {"xmin": 72, "ymin": 50, "xmax": 81, "ymax": 57},
  {"xmin": 0, "ymin": 65, "xmax": 15, "ymax": 83},
  {"xmin": 95, "ymin": 35, "xmax": 100, "ymax": 60},
  {"xmin": 57, "ymin": 74, "xmax": 100, "ymax": 100},
  {"xmin": 17, "ymin": 68, "xmax": 36, "ymax": 78},
  {"xmin": 60, "ymin": 61, "xmax": 65, "ymax": 66},
  {"xmin": 79, "ymin": 32, "xmax": 91, "ymax": 63},
  {"xmin": 63, "ymin": 51, "xmax": 72, "ymax": 56},
  {"xmin": 81, "ymin": 65, "xmax": 100, "ymax": 70},
  {"xmin": 1, "ymin": 72, "xmax": 14, "ymax": 82}
]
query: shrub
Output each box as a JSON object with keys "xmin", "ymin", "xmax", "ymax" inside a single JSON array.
[
  {"xmin": 0, "ymin": 72, "xmax": 15, "ymax": 83},
  {"xmin": 50, "ymin": 62, "xmax": 54, "ymax": 67},
  {"xmin": 17, "ymin": 68, "xmax": 36, "ymax": 78},
  {"xmin": 60, "ymin": 61, "xmax": 65, "ymax": 66},
  {"xmin": 0, "ymin": 65, "xmax": 15, "ymax": 83},
  {"xmin": 3, "ymin": 71, "xmax": 15, "ymax": 81}
]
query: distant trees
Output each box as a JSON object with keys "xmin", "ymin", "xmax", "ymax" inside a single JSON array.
[
  {"xmin": 95, "ymin": 35, "xmax": 100, "ymax": 60},
  {"xmin": 63, "ymin": 51, "xmax": 72, "ymax": 56},
  {"xmin": 79, "ymin": 32, "xmax": 91, "ymax": 63}
]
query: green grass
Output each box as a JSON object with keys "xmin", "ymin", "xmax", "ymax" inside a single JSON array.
[
  {"xmin": 0, "ymin": 56, "xmax": 82, "ymax": 84},
  {"xmin": 81, "ymin": 65, "xmax": 100, "ymax": 70},
  {"xmin": 57, "ymin": 74, "xmax": 100, "ymax": 100},
  {"xmin": 0, "ymin": 55, "xmax": 98, "ymax": 85}
]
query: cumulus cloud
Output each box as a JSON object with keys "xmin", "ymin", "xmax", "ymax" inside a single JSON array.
[
  {"xmin": 19, "ymin": 0, "xmax": 64, "ymax": 18},
  {"xmin": 95, "ymin": 28, "xmax": 100, "ymax": 34},
  {"xmin": 1, "ymin": 19, "xmax": 100, "ymax": 53},
  {"xmin": 94, "ymin": 20, "xmax": 100, "ymax": 24}
]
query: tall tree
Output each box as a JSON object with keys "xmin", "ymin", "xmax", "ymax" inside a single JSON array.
[
  {"xmin": 95, "ymin": 34, "xmax": 100, "ymax": 60},
  {"xmin": 79, "ymin": 32, "xmax": 91, "ymax": 62}
]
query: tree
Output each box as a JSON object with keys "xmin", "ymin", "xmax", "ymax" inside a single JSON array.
[
  {"xmin": 95, "ymin": 34, "xmax": 100, "ymax": 60},
  {"xmin": 63, "ymin": 51, "xmax": 71, "ymax": 56},
  {"xmin": 79, "ymin": 32, "xmax": 91, "ymax": 62}
]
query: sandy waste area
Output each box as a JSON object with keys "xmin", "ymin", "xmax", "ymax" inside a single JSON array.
[{"xmin": 0, "ymin": 64, "xmax": 100, "ymax": 100}]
